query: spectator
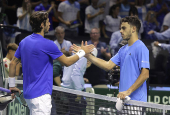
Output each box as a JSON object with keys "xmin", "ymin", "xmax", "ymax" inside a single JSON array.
[
  {"xmin": 85, "ymin": 0, "xmax": 104, "ymax": 34},
  {"xmin": 143, "ymin": 11, "xmax": 160, "ymax": 39},
  {"xmin": 51, "ymin": 0, "xmax": 66, "ymax": 29},
  {"xmin": 153, "ymin": 41, "xmax": 170, "ymax": 83},
  {"xmin": 102, "ymin": 4, "xmax": 121, "ymax": 39},
  {"xmin": 3, "ymin": 43, "xmax": 21, "ymax": 79},
  {"xmin": 34, "ymin": 0, "xmax": 58, "ymax": 34},
  {"xmin": 54, "ymin": 26, "xmax": 72, "ymax": 56},
  {"xmin": 118, "ymin": 0, "xmax": 131, "ymax": 18},
  {"xmin": 109, "ymin": 30, "xmax": 122, "ymax": 56},
  {"xmin": 17, "ymin": 0, "xmax": 32, "ymax": 32},
  {"xmin": 135, "ymin": 0, "xmax": 147, "ymax": 22},
  {"xmin": 161, "ymin": 12, "xmax": 170, "ymax": 31},
  {"xmin": 150, "ymin": 0, "xmax": 169, "ymax": 29},
  {"xmin": 61, "ymin": 48, "xmax": 97, "ymax": 115},
  {"xmin": 84, "ymin": 28, "xmax": 111, "ymax": 88},
  {"xmin": 58, "ymin": 0, "xmax": 82, "ymax": 38},
  {"xmin": 129, "ymin": 5, "xmax": 143, "ymax": 39},
  {"xmin": 97, "ymin": 0, "xmax": 109, "ymax": 19}
]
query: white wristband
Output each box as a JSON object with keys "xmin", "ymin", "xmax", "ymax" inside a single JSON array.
[
  {"xmin": 8, "ymin": 77, "xmax": 15, "ymax": 87},
  {"xmin": 76, "ymin": 50, "xmax": 85, "ymax": 58}
]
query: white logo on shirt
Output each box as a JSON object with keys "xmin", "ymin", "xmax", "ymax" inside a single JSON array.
[{"xmin": 142, "ymin": 61, "xmax": 149, "ymax": 63}]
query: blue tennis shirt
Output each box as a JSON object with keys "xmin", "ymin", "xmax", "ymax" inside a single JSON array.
[
  {"xmin": 111, "ymin": 40, "xmax": 150, "ymax": 102},
  {"xmin": 15, "ymin": 33, "xmax": 63, "ymax": 99}
]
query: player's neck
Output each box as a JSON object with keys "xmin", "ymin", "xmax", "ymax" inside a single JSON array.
[
  {"xmin": 36, "ymin": 31, "xmax": 44, "ymax": 37},
  {"xmin": 128, "ymin": 34, "xmax": 138, "ymax": 46}
]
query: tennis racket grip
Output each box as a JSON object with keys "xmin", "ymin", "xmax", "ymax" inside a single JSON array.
[{"xmin": 0, "ymin": 87, "xmax": 18, "ymax": 93}]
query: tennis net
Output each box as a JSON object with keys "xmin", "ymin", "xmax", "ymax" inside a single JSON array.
[{"xmin": 5, "ymin": 79, "xmax": 170, "ymax": 115}]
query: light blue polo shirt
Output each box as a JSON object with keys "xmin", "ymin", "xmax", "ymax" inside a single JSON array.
[
  {"xmin": 15, "ymin": 33, "xmax": 63, "ymax": 99},
  {"xmin": 111, "ymin": 40, "xmax": 150, "ymax": 102}
]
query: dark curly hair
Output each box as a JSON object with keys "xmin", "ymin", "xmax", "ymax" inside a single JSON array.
[
  {"xmin": 121, "ymin": 16, "xmax": 141, "ymax": 33},
  {"xmin": 29, "ymin": 11, "xmax": 48, "ymax": 33}
]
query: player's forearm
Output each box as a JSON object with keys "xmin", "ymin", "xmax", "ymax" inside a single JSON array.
[
  {"xmin": 64, "ymin": 55, "xmax": 79, "ymax": 67},
  {"xmin": 127, "ymin": 68, "xmax": 149, "ymax": 94},
  {"xmin": 87, "ymin": 54, "xmax": 111, "ymax": 71}
]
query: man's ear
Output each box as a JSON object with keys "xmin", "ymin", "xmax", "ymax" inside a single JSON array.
[
  {"xmin": 132, "ymin": 26, "xmax": 136, "ymax": 33},
  {"xmin": 41, "ymin": 22, "xmax": 44, "ymax": 29}
]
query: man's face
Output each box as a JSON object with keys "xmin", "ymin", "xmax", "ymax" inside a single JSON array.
[
  {"xmin": 90, "ymin": 29, "xmax": 100, "ymax": 41},
  {"xmin": 55, "ymin": 29, "xmax": 65, "ymax": 41},
  {"xmin": 44, "ymin": 18, "xmax": 50, "ymax": 33},
  {"xmin": 120, "ymin": 22, "xmax": 132, "ymax": 41}
]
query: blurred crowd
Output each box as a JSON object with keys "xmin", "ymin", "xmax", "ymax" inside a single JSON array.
[{"xmin": 1, "ymin": 0, "xmax": 170, "ymax": 87}]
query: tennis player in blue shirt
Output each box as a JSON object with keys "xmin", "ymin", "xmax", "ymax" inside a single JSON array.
[
  {"xmin": 74, "ymin": 16, "xmax": 150, "ymax": 102},
  {"xmin": 8, "ymin": 11, "xmax": 94, "ymax": 115}
]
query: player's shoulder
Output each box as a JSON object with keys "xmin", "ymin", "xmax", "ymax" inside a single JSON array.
[{"xmin": 135, "ymin": 40, "xmax": 149, "ymax": 51}]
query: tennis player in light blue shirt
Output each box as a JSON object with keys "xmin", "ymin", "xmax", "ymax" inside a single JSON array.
[{"xmin": 81, "ymin": 16, "xmax": 150, "ymax": 102}]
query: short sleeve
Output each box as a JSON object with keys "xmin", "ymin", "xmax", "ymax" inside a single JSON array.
[
  {"xmin": 15, "ymin": 45, "xmax": 21, "ymax": 59},
  {"xmin": 58, "ymin": 2, "xmax": 64, "ymax": 12},
  {"xmin": 138, "ymin": 46, "xmax": 150, "ymax": 70},
  {"xmin": 110, "ymin": 51, "xmax": 120, "ymax": 66},
  {"xmin": 41, "ymin": 40, "xmax": 63, "ymax": 60}
]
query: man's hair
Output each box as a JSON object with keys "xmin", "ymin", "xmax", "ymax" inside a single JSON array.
[
  {"xmin": 55, "ymin": 26, "xmax": 65, "ymax": 33},
  {"xmin": 90, "ymin": 27, "xmax": 100, "ymax": 33},
  {"xmin": 7, "ymin": 43, "xmax": 18, "ymax": 52},
  {"xmin": 121, "ymin": 16, "xmax": 141, "ymax": 33},
  {"xmin": 29, "ymin": 11, "xmax": 48, "ymax": 33}
]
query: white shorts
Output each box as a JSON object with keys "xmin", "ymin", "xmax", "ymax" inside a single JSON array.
[{"xmin": 25, "ymin": 94, "xmax": 52, "ymax": 115}]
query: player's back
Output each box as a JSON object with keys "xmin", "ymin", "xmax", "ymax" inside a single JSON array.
[{"xmin": 16, "ymin": 33, "xmax": 61, "ymax": 99}]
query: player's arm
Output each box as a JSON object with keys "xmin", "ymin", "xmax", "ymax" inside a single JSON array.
[
  {"xmin": 117, "ymin": 68, "xmax": 149, "ymax": 99},
  {"xmin": 57, "ymin": 41, "xmax": 94, "ymax": 67},
  {"xmin": 86, "ymin": 54, "xmax": 116, "ymax": 71}
]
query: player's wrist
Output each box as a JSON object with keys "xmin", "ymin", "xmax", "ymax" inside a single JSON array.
[
  {"xmin": 76, "ymin": 50, "xmax": 85, "ymax": 58},
  {"xmin": 8, "ymin": 77, "xmax": 15, "ymax": 87}
]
